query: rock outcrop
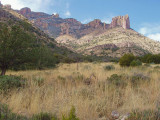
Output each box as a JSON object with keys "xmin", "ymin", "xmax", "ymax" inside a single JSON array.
[
  {"xmin": 3, "ymin": 4, "xmax": 11, "ymax": 10},
  {"xmin": 17, "ymin": 7, "xmax": 131, "ymax": 38},
  {"xmin": 20, "ymin": 7, "xmax": 31, "ymax": 15},
  {"xmin": 87, "ymin": 19, "xmax": 103, "ymax": 28},
  {"xmin": 52, "ymin": 13, "xmax": 59, "ymax": 18},
  {"xmin": 110, "ymin": 14, "xmax": 130, "ymax": 29},
  {"xmin": 87, "ymin": 19, "xmax": 109, "ymax": 30}
]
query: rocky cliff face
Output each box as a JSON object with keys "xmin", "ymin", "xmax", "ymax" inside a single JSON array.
[
  {"xmin": 20, "ymin": 7, "xmax": 31, "ymax": 15},
  {"xmin": 3, "ymin": 4, "xmax": 11, "ymax": 9},
  {"xmin": 17, "ymin": 7, "xmax": 130, "ymax": 38},
  {"xmin": 3, "ymin": 6, "xmax": 160, "ymax": 57},
  {"xmin": 110, "ymin": 15, "xmax": 130, "ymax": 29},
  {"xmin": 0, "ymin": 1, "xmax": 2, "ymax": 8}
]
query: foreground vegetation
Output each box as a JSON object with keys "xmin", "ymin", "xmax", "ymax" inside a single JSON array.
[{"xmin": 0, "ymin": 63, "xmax": 160, "ymax": 119}]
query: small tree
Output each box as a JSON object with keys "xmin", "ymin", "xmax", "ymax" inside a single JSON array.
[
  {"xmin": 130, "ymin": 59, "xmax": 142, "ymax": 67},
  {"xmin": 119, "ymin": 54, "xmax": 135, "ymax": 67},
  {"xmin": 0, "ymin": 23, "xmax": 39, "ymax": 75}
]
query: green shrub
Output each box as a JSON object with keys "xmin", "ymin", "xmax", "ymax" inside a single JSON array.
[
  {"xmin": 154, "ymin": 66, "xmax": 160, "ymax": 69},
  {"xmin": 0, "ymin": 75, "xmax": 25, "ymax": 92},
  {"xmin": 33, "ymin": 77, "xmax": 44, "ymax": 87},
  {"xmin": 130, "ymin": 59, "xmax": 142, "ymax": 67},
  {"xmin": 128, "ymin": 110, "xmax": 158, "ymax": 120},
  {"xmin": 130, "ymin": 73, "xmax": 150, "ymax": 87},
  {"xmin": 0, "ymin": 103, "xmax": 59, "ymax": 120},
  {"xmin": 31, "ymin": 113, "xmax": 57, "ymax": 120},
  {"xmin": 141, "ymin": 54, "xmax": 160, "ymax": 64},
  {"xmin": 0, "ymin": 103, "xmax": 28, "ymax": 120},
  {"xmin": 107, "ymin": 74, "xmax": 127, "ymax": 88},
  {"xmin": 62, "ymin": 106, "xmax": 79, "ymax": 120},
  {"xmin": 104, "ymin": 65, "xmax": 115, "ymax": 71},
  {"xmin": 63, "ymin": 57, "xmax": 75, "ymax": 63},
  {"xmin": 144, "ymin": 63, "xmax": 151, "ymax": 67},
  {"xmin": 110, "ymin": 59, "xmax": 119, "ymax": 63},
  {"xmin": 119, "ymin": 54, "xmax": 135, "ymax": 67}
]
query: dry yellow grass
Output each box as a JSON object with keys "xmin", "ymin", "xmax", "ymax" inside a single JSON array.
[{"xmin": 0, "ymin": 63, "xmax": 160, "ymax": 120}]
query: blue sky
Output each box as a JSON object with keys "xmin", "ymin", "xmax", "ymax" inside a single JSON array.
[{"xmin": 1, "ymin": 0, "xmax": 160, "ymax": 41}]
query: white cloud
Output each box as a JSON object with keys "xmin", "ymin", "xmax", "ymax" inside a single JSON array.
[
  {"xmin": 81, "ymin": 18, "xmax": 92, "ymax": 24},
  {"xmin": 101, "ymin": 18, "xmax": 111, "ymax": 24},
  {"xmin": 63, "ymin": 3, "xmax": 71, "ymax": 18},
  {"xmin": 64, "ymin": 10, "xmax": 71, "ymax": 17},
  {"xmin": 148, "ymin": 33, "xmax": 160, "ymax": 41},
  {"xmin": 1, "ymin": 0, "xmax": 70, "ymax": 17},
  {"xmin": 139, "ymin": 28, "xmax": 147, "ymax": 35},
  {"xmin": 101, "ymin": 17, "xmax": 113, "ymax": 24},
  {"xmin": 101, "ymin": 14, "xmax": 115, "ymax": 24},
  {"xmin": 81, "ymin": 14, "xmax": 115, "ymax": 24},
  {"xmin": 138, "ymin": 23, "xmax": 160, "ymax": 41},
  {"xmin": 1, "ymin": 0, "xmax": 56, "ymax": 12},
  {"xmin": 1, "ymin": 0, "xmax": 24, "ymax": 10}
]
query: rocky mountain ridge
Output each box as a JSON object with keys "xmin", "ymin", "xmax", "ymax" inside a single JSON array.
[
  {"xmin": 0, "ymin": 5, "xmax": 86, "ymax": 62},
  {"xmin": 17, "ymin": 7, "xmax": 130, "ymax": 39},
  {"xmin": 56, "ymin": 27, "xmax": 160, "ymax": 57},
  {"xmin": 1, "ymin": 4, "xmax": 160, "ymax": 57}
]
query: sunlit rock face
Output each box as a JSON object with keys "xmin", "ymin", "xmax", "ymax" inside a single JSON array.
[{"xmin": 110, "ymin": 14, "xmax": 130, "ymax": 29}]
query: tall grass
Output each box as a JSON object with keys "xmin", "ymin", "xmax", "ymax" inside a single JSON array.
[{"xmin": 0, "ymin": 63, "xmax": 160, "ymax": 120}]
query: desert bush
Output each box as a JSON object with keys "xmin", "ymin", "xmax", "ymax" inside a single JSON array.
[
  {"xmin": 57, "ymin": 76, "xmax": 66, "ymax": 81},
  {"xmin": 130, "ymin": 73, "xmax": 150, "ymax": 87},
  {"xmin": 119, "ymin": 54, "xmax": 135, "ymax": 67},
  {"xmin": 144, "ymin": 63, "xmax": 151, "ymax": 67},
  {"xmin": 63, "ymin": 57, "xmax": 75, "ymax": 63},
  {"xmin": 33, "ymin": 77, "xmax": 44, "ymax": 87},
  {"xmin": 0, "ymin": 75, "xmax": 25, "ymax": 92},
  {"xmin": 31, "ymin": 113, "xmax": 57, "ymax": 120},
  {"xmin": 62, "ymin": 106, "xmax": 79, "ymax": 120},
  {"xmin": 154, "ymin": 66, "xmax": 160, "ymax": 69},
  {"xmin": 83, "ymin": 65, "xmax": 91, "ymax": 70},
  {"xmin": 104, "ymin": 65, "xmax": 115, "ymax": 71},
  {"xmin": 0, "ymin": 103, "xmax": 28, "ymax": 120},
  {"xmin": 128, "ymin": 110, "xmax": 159, "ymax": 120},
  {"xmin": 107, "ymin": 74, "xmax": 127, "ymax": 88},
  {"xmin": 78, "ymin": 88, "xmax": 95, "ymax": 100},
  {"xmin": 0, "ymin": 103, "xmax": 59, "ymax": 120},
  {"xmin": 130, "ymin": 59, "xmax": 142, "ymax": 67}
]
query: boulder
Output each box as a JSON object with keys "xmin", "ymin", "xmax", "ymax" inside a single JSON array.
[{"xmin": 111, "ymin": 111, "xmax": 120, "ymax": 119}]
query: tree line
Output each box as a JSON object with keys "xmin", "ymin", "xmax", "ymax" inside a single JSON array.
[
  {"xmin": 0, "ymin": 23, "xmax": 58, "ymax": 75},
  {"xmin": 119, "ymin": 53, "xmax": 160, "ymax": 67}
]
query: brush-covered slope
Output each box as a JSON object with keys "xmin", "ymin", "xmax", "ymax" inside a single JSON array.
[
  {"xmin": 16, "ymin": 7, "xmax": 160, "ymax": 57},
  {"xmin": 0, "ymin": 7, "xmax": 83, "ymax": 62},
  {"xmin": 56, "ymin": 27, "xmax": 160, "ymax": 57}
]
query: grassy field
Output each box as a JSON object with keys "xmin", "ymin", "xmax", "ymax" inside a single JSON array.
[{"xmin": 1, "ymin": 62, "xmax": 160, "ymax": 120}]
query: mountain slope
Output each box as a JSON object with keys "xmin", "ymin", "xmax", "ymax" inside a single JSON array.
[
  {"xmin": 17, "ymin": 8, "xmax": 130, "ymax": 39},
  {"xmin": 0, "ymin": 5, "xmax": 155, "ymax": 57},
  {"xmin": 0, "ymin": 7, "xmax": 83, "ymax": 63},
  {"xmin": 56, "ymin": 27, "xmax": 160, "ymax": 57},
  {"xmin": 15, "ymin": 7, "xmax": 160, "ymax": 57}
]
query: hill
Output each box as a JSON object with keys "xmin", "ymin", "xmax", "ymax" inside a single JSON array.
[
  {"xmin": 0, "ymin": 6, "xmax": 84, "ymax": 64},
  {"xmin": 15, "ymin": 7, "xmax": 160, "ymax": 57},
  {"xmin": 56, "ymin": 27, "xmax": 160, "ymax": 57}
]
